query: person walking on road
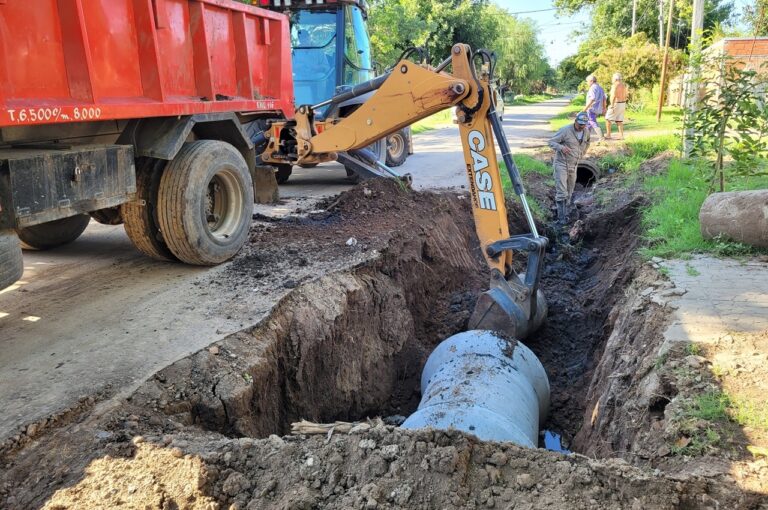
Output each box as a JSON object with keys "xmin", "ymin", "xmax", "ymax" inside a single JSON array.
[
  {"xmin": 549, "ymin": 112, "xmax": 591, "ymax": 224},
  {"xmin": 605, "ymin": 72, "xmax": 628, "ymax": 140},
  {"xmin": 584, "ymin": 74, "xmax": 606, "ymax": 140}
]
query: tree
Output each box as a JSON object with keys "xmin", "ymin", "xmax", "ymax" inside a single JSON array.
[
  {"xmin": 556, "ymin": 55, "xmax": 587, "ymax": 91},
  {"xmin": 743, "ymin": 0, "xmax": 768, "ymax": 35},
  {"xmin": 685, "ymin": 57, "xmax": 768, "ymax": 191},
  {"xmin": 368, "ymin": 0, "xmax": 552, "ymax": 94},
  {"xmin": 556, "ymin": 32, "xmax": 684, "ymax": 97},
  {"xmin": 554, "ymin": 0, "xmax": 735, "ymax": 50},
  {"xmin": 493, "ymin": 13, "xmax": 551, "ymax": 95}
]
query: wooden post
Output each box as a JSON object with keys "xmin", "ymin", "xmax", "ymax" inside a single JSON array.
[{"xmin": 656, "ymin": 0, "xmax": 674, "ymax": 122}]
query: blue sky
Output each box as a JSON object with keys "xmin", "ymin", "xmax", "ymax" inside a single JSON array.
[
  {"xmin": 494, "ymin": 1, "xmax": 589, "ymax": 65},
  {"xmin": 495, "ymin": 0, "xmax": 753, "ymax": 66}
]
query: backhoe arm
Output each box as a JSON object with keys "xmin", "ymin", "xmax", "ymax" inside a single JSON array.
[{"xmin": 261, "ymin": 44, "xmax": 548, "ymax": 339}]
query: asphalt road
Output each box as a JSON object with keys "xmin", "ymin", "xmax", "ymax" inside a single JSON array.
[{"xmin": 0, "ymin": 98, "xmax": 567, "ymax": 440}]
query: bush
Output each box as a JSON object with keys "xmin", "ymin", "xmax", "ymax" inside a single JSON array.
[{"xmin": 685, "ymin": 56, "xmax": 768, "ymax": 191}]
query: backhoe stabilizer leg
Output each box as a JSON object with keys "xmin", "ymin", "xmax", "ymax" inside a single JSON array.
[
  {"xmin": 336, "ymin": 150, "xmax": 413, "ymax": 186},
  {"xmin": 468, "ymin": 234, "xmax": 548, "ymax": 339}
]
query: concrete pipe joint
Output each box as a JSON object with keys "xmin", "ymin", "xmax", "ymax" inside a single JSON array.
[{"xmin": 402, "ymin": 330, "xmax": 550, "ymax": 447}]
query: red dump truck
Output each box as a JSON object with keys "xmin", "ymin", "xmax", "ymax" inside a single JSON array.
[{"xmin": 0, "ymin": 0, "xmax": 295, "ymax": 290}]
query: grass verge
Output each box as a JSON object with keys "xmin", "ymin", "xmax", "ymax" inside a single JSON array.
[
  {"xmin": 641, "ymin": 158, "xmax": 768, "ymax": 259},
  {"xmin": 590, "ymin": 133, "xmax": 767, "ymax": 259},
  {"xmin": 550, "ymin": 94, "xmax": 682, "ymax": 136},
  {"xmin": 411, "ymin": 110, "xmax": 453, "ymax": 134},
  {"xmin": 499, "ymin": 155, "xmax": 553, "ymax": 223},
  {"xmin": 506, "ymin": 93, "xmax": 557, "ymax": 106}
]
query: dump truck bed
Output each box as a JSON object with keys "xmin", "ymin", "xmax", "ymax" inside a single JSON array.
[{"xmin": 0, "ymin": 0, "xmax": 294, "ymax": 128}]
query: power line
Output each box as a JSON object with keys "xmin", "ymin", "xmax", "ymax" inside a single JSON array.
[{"xmin": 508, "ymin": 8, "xmax": 558, "ymax": 15}]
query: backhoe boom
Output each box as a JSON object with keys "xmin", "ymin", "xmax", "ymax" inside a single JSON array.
[{"xmin": 261, "ymin": 44, "xmax": 547, "ymax": 339}]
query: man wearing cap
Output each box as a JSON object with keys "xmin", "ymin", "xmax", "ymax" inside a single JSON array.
[{"xmin": 548, "ymin": 112, "xmax": 591, "ymax": 223}]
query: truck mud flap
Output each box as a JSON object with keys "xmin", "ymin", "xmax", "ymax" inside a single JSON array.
[{"xmin": 0, "ymin": 145, "xmax": 135, "ymax": 229}]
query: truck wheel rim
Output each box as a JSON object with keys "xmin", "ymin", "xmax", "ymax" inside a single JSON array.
[
  {"xmin": 388, "ymin": 134, "xmax": 404, "ymax": 159},
  {"xmin": 205, "ymin": 168, "xmax": 243, "ymax": 242}
]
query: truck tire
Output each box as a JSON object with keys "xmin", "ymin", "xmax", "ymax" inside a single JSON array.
[
  {"xmin": 157, "ymin": 140, "xmax": 253, "ymax": 265},
  {"xmin": 0, "ymin": 230, "xmax": 23, "ymax": 291},
  {"xmin": 276, "ymin": 164, "xmax": 293, "ymax": 184},
  {"xmin": 386, "ymin": 129, "xmax": 408, "ymax": 167},
  {"xmin": 16, "ymin": 214, "xmax": 90, "ymax": 250},
  {"xmin": 90, "ymin": 206, "xmax": 123, "ymax": 225},
  {"xmin": 122, "ymin": 158, "xmax": 177, "ymax": 261}
]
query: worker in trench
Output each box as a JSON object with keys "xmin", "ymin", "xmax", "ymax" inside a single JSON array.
[{"xmin": 548, "ymin": 111, "xmax": 591, "ymax": 224}]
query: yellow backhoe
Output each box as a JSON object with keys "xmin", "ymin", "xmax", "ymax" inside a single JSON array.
[{"xmin": 258, "ymin": 44, "xmax": 547, "ymax": 339}]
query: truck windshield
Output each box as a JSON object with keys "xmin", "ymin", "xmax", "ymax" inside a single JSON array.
[
  {"xmin": 343, "ymin": 6, "xmax": 373, "ymax": 85},
  {"xmin": 290, "ymin": 10, "xmax": 337, "ymax": 107}
]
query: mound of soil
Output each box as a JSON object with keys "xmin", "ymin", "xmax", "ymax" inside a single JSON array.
[
  {"xmin": 40, "ymin": 425, "xmax": 756, "ymax": 510},
  {"xmin": 0, "ymin": 180, "xmax": 491, "ymax": 509},
  {"xmin": 1, "ymin": 163, "xmax": 763, "ymax": 509}
]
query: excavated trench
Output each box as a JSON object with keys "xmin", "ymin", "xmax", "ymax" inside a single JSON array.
[
  {"xmin": 136, "ymin": 178, "xmax": 645, "ymax": 453},
  {"xmin": 3, "ymin": 177, "xmax": 760, "ymax": 509},
  {"xmin": 133, "ymin": 180, "xmax": 491, "ymax": 439}
]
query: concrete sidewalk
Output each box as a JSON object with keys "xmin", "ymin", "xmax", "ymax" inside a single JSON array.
[{"xmin": 660, "ymin": 256, "xmax": 768, "ymax": 352}]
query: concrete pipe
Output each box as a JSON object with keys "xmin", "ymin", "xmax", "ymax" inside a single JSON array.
[
  {"xmin": 699, "ymin": 190, "xmax": 768, "ymax": 249},
  {"xmin": 401, "ymin": 330, "xmax": 550, "ymax": 447},
  {"xmin": 576, "ymin": 160, "xmax": 600, "ymax": 188}
]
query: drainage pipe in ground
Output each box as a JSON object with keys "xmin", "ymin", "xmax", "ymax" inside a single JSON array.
[{"xmin": 401, "ymin": 330, "xmax": 550, "ymax": 447}]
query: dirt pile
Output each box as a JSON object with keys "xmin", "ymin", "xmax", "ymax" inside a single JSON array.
[
  {"xmin": 38, "ymin": 424, "xmax": 757, "ymax": 510},
  {"xmin": 42, "ymin": 441, "xmax": 217, "ymax": 510},
  {"xmin": 0, "ymin": 180, "xmax": 490, "ymax": 509},
  {"xmin": 1, "ymin": 167, "xmax": 766, "ymax": 509}
]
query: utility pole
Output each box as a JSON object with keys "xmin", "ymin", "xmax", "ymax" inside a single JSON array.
[
  {"xmin": 656, "ymin": 0, "xmax": 674, "ymax": 121},
  {"xmin": 632, "ymin": 0, "xmax": 637, "ymax": 36},
  {"xmin": 691, "ymin": 0, "xmax": 705, "ymax": 49},
  {"xmin": 659, "ymin": 0, "xmax": 665, "ymax": 46},
  {"xmin": 683, "ymin": 0, "xmax": 706, "ymax": 156}
]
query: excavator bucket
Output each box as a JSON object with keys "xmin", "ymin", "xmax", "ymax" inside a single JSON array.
[{"xmin": 468, "ymin": 234, "xmax": 548, "ymax": 340}]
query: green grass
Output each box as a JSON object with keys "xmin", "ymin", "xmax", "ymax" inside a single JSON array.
[
  {"xmin": 506, "ymin": 93, "xmax": 557, "ymax": 106},
  {"xmin": 684, "ymin": 342, "xmax": 703, "ymax": 356},
  {"xmin": 549, "ymin": 93, "xmax": 682, "ymax": 136},
  {"xmin": 411, "ymin": 110, "xmax": 453, "ymax": 134},
  {"xmin": 670, "ymin": 427, "xmax": 723, "ymax": 456},
  {"xmin": 504, "ymin": 154, "xmax": 551, "ymax": 178},
  {"xmin": 549, "ymin": 95, "xmax": 584, "ymax": 131},
  {"xmin": 578, "ymin": 124, "xmax": 766, "ymax": 259},
  {"xmin": 599, "ymin": 134, "xmax": 680, "ymax": 174},
  {"xmin": 691, "ymin": 391, "xmax": 731, "ymax": 421},
  {"xmin": 730, "ymin": 397, "xmax": 768, "ymax": 430},
  {"xmin": 640, "ymin": 158, "xmax": 768, "ymax": 259},
  {"xmin": 685, "ymin": 263, "xmax": 701, "ymax": 277},
  {"xmin": 499, "ymin": 155, "xmax": 552, "ymax": 223},
  {"xmin": 670, "ymin": 388, "xmax": 768, "ymax": 456},
  {"xmin": 687, "ymin": 390, "xmax": 768, "ymax": 431}
]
